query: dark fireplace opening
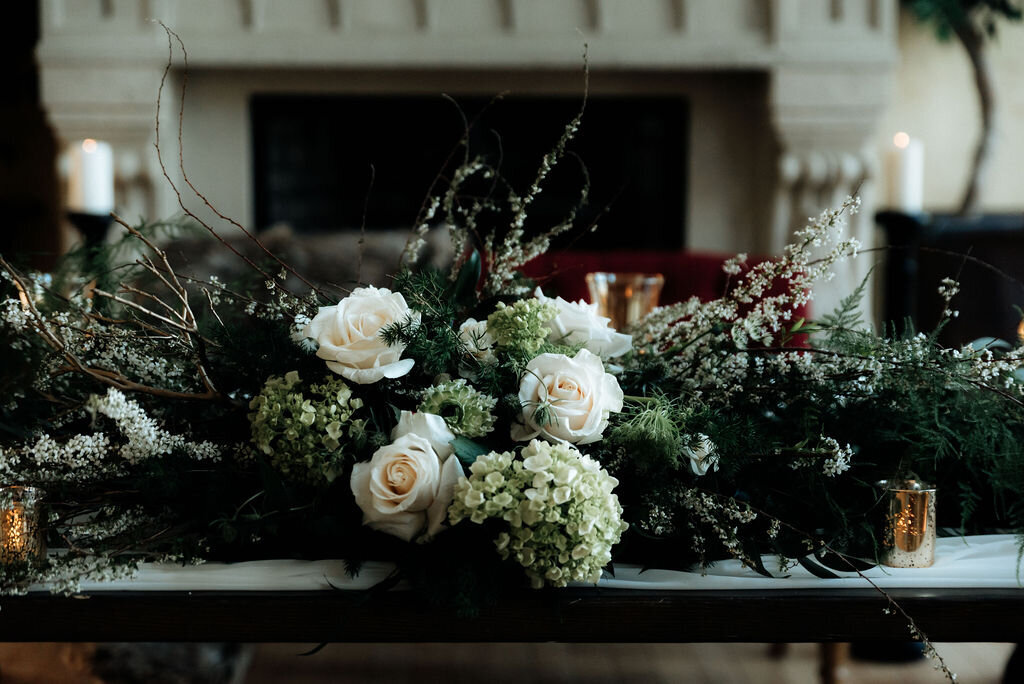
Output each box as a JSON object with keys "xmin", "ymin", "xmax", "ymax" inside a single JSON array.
[{"xmin": 251, "ymin": 94, "xmax": 688, "ymax": 251}]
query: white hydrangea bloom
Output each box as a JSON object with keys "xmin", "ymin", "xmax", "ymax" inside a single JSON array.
[{"xmin": 449, "ymin": 439, "xmax": 627, "ymax": 588}]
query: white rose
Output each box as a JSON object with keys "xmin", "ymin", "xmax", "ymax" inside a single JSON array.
[
  {"xmin": 391, "ymin": 410, "xmax": 455, "ymax": 462},
  {"xmin": 685, "ymin": 434, "xmax": 719, "ymax": 476},
  {"xmin": 303, "ymin": 286, "xmax": 417, "ymax": 384},
  {"xmin": 350, "ymin": 433, "xmax": 463, "ymax": 542},
  {"xmin": 511, "ymin": 348, "xmax": 624, "ymax": 445},
  {"xmin": 534, "ymin": 288, "xmax": 632, "ymax": 359}
]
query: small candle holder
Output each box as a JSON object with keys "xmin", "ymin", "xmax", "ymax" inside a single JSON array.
[
  {"xmin": 585, "ymin": 272, "xmax": 664, "ymax": 331},
  {"xmin": 0, "ymin": 486, "xmax": 47, "ymax": 566},
  {"xmin": 877, "ymin": 479, "xmax": 936, "ymax": 568},
  {"xmin": 67, "ymin": 211, "xmax": 113, "ymax": 249}
]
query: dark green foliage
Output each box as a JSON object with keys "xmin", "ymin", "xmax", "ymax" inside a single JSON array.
[
  {"xmin": 609, "ymin": 271, "xmax": 1024, "ymax": 567},
  {"xmin": 397, "ymin": 522, "xmax": 524, "ymax": 617},
  {"xmin": 814, "ymin": 271, "xmax": 871, "ymax": 352},
  {"xmin": 381, "ymin": 267, "xmax": 465, "ymax": 378},
  {"xmin": 451, "ymin": 436, "xmax": 491, "ymax": 467}
]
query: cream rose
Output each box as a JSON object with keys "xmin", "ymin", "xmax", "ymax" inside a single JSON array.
[
  {"xmin": 350, "ymin": 433, "xmax": 463, "ymax": 542},
  {"xmin": 534, "ymin": 288, "xmax": 632, "ymax": 359},
  {"xmin": 391, "ymin": 410, "xmax": 455, "ymax": 461},
  {"xmin": 303, "ymin": 286, "xmax": 417, "ymax": 384},
  {"xmin": 511, "ymin": 348, "xmax": 624, "ymax": 445}
]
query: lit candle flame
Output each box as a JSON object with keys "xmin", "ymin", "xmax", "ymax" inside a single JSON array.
[
  {"xmin": 893, "ymin": 504, "xmax": 919, "ymax": 536},
  {"xmin": 2, "ymin": 507, "xmax": 27, "ymax": 559},
  {"xmin": 893, "ymin": 132, "xmax": 911, "ymax": 149},
  {"xmin": 82, "ymin": 138, "xmax": 98, "ymax": 154}
]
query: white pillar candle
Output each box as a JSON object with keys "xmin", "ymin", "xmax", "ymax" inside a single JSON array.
[
  {"xmin": 67, "ymin": 139, "xmax": 115, "ymax": 215},
  {"xmin": 889, "ymin": 132, "xmax": 924, "ymax": 213}
]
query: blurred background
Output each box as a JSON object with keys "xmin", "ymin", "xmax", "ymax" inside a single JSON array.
[
  {"xmin": 6, "ymin": 1, "xmax": 1024, "ymax": 325},
  {"xmin": 6, "ymin": 0, "xmax": 1024, "ymax": 334}
]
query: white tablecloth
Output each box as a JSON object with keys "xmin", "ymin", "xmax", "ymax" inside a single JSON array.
[{"xmin": 64, "ymin": 534, "xmax": 1022, "ymax": 593}]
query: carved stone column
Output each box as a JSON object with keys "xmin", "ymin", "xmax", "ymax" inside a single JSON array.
[{"xmin": 767, "ymin": 0, "xmax": 898, "ymax": 322}]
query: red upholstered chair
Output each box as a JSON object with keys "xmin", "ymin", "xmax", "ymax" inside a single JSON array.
[{"xmin": 522, "ymin": 251, "xmax": 812, "ymax": 325}]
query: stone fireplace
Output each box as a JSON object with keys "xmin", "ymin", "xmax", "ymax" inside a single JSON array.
[{"xmin": 38, "ymin": 0, "xmax": 898, "ymax": 314}]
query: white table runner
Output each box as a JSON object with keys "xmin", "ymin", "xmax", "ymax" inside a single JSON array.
[{"xmin": 59, "ymin": 534, "xmax": 1022, "ymax": 593}]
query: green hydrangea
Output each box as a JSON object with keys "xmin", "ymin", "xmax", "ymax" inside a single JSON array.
[
  {"xmin": 419, "ymin": 379, "xmax": 497, "ymax": 438},
  {"xmin": 448, "ymin": 439, "xmax": 628, "ymax": 588},
  {"xmin": 485, "ymin": 299, "xmax": 558, "ymax": 356},
  {"xmin": 247, "ymin": 371, "xmax": 366, "ymax": 484}
]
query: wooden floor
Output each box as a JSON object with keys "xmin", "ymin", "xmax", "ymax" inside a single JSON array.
[{"xmin": 244, "ymin": 642, "xmax": 1015, "ymax": 683}]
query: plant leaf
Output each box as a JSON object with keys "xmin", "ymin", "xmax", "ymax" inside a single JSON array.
[
  {"xmin": 797, "ymin": 554, "xmax": 840, "ymax": 579},
  {"xmin": 451, "ymin": 435, "xmax": 490, "ymax": 467}
]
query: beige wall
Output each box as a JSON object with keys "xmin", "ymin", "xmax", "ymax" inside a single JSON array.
[{"xmin": 878, "ymin": 11, "xmax": 1024, "ymax": 212}]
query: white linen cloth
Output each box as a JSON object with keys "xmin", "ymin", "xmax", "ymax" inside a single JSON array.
[{"xmin": 60, "ymin": 534, "xmax": 1022, "ymax": 593}]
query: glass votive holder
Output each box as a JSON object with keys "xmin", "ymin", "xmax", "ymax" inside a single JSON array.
[
  {"xmin": 877, "ymin": 479, "xmax": 936, "ymax": 568},
  {"xmin": 0, "ymin": 486, "xmax": 47, "ymax": 565},
  {"xmin": 585, "ymin": 272, "xmax": 665, "ymax": 331}
]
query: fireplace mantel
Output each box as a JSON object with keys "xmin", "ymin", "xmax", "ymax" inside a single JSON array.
[{"xmin": 38, "ymin": 0, "xmax": 898, "ymax": 315}]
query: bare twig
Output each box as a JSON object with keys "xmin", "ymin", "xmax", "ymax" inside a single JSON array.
[
  {"xmin": 156, "ymin": 24, "xmax": 326, "ymax": 299},
  {"xmin": 0, "ymin": 255, "xmax": 224, "ymax": 402},
  {"xmin": 701, "ymin": 491, "xmax": 957, "ymax": 681},
  {"xmin": 357, "ymin": 164, "xmax": 375, "ymax": 285}
]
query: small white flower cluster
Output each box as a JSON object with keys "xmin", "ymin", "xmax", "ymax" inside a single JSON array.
[
  {"xmin": 86, "ymin": 388, "xmax": 220, "ymax": 464},
  {"xmin": 681, "ymin": 488, "xmax": 759, "ymax": 564},
  {"xmin": 820, "ymin": 437, "xmax": 853, "ymax": 476},
  {"xmin": 789, "ymin": 436, "xmax": 854, "ymax": 477},
  {"xmin": 67, "ymin": 506, "xmax": 152, "ymax": 546},
  {"xmin": 3, "ymin": 386, "xmax": 221, "ymax": 484},
  {"xmin": 1, "ymin": 267, "xmax": 203, "ymax": 394},
  {"xmin": 444, "ymin": 160, "xmax": 494, "ymax": 274},
  {"xmin": 401, "ymin": 197, "xmax": 441, "ymax": 266},
  {"xmin": 449, "ymin": 439, "xmax": 628, "ymax": 588},
  {"xmin": 937, "ymin": 277, "xmax": 961, "ymax": 320},
  {"xmin": 722, "ymin": 253, "xmax": 748, "ymax": 276},
  {"xmin": 80, "ymin": 326, "xmax": 192, "ymax": 391},
  {"xmin": 635, "ymin": 502, "xmax": 676, "ymax": 537},
  {"xmin": 22, "ymin": 555, "xmax": 140, "ymax": 598},
  {"xmin": 482, "ymin": 117, "xmax": 585, "ymax": 297},
  {"xmin": 205, "ymin": 272, "xmax": 312, "ymax": 325},
  {"xmin": 1, "ymin": 297, "xmax": 31, "ymax": 335},
  {"xmin": 254, "ymin": 282, "xmax": 310, "ymax": 323},
  {"xmin": 635, "ymin": 197, "xmax": 862, "ymax": 397},
  {"xmin": 1, "ymin": 432, "xmax": 116, "ymax": 484}
]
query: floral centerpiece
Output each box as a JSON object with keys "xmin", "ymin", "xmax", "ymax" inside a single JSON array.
[{"xmin": 0, "ymin": 35, "xmax": 1022, "ymax": 679}]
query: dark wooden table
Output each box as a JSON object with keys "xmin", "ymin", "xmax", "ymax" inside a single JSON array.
[{"xmin": 3, "ymin": 587, "xmax": 1023, "ymax": 643}]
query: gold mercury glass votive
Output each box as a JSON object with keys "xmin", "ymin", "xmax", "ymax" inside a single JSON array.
[
  {"xmin": 0, "ymin": 486, "xmax": 46, "ymax": 565},
  {"xmin": 585, "ymin": 272, "xmax": 665, "ymax": 331},
  {"xmin": 878, "ymin": 479, "xmax": 936, "ymax": 568}
]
